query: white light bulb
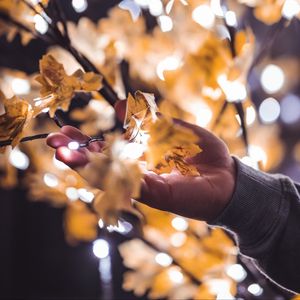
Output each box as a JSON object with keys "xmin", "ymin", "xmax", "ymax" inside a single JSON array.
[
  {"xmin": 249, "ymin": 145, "xmax": 267, "ymax": 166},
  {"xmin": 158, "ymin": 15, "xmax": 173, "ymax": 32},
  {"xmin": 282, "ymin": 0, "xmax": 300, "ymax": 20},
  {"xmin": 171, "ymin": 217, "xmax": 188, "ymax": 231},
  {"xmin": 65, "ymin": 187, "xmax": 79, "ymax": 201},
  {"xmin": 149, "ymin": 0, "xmax": 163, "ymax": 16},
  {"xmin": 192, "ymin": 5, "xmax": 215, "ymax": 29},
  {"xmin": 168, "ymin": 268, "xmax": 184, "ymax": 284},
  {"xmin": 93, "ymin": 239, "xmax": 109, "ymax": 259},
  {"xmin": 155, "ymin": 253, "xmax": 173, "ymax": 267},
  {"xmin": 280, "ymin": 94, "xmax": 300, "ymax": 124},
  {"xmin": 68, "ymin": 141, "xmax": 80, "ymax": 150},
  {"xmin": 43, "ymin": 173, "xmax": 58, "ymax": 187},
  {"xmin": 225, "ymin": 11, "xmax": 237, "ymax": 27},
  {"xmin": 259, "ymin": 97, "xmax": 280, "ymax": 124},
  {"xmin": 34, "ymin": 14, "xmax": 48, "ymax": 34},
  {"xmin": 195, "ymin": 105, "xmax": 213, "ymax": 127},
  {"xmin": 11, "ymin": 78, "xmax": 30, "ymax": 95},
  {"xmin": 248, "ymin": 283, "xmax": 263, "ymax": 296},
  {"xmin": 226, "ymin": 264, "xmax": 247, "ymax": 282},
  {"xmin": 210, "ymin": 0, "xmax": 224, "ymax": 17},
  {"xmin": 156, "ymin": 55, "xmax": 182, "ymax": 81},
  {"xmin": 261, "ymin": 64, "xmax": 285, "ymax": 94},
  {"xmin": 72, "ymin": 0, "xmax": 88, "ymax": 13},
  {"xmin": 78, "ymin": 188, "xmax": 94, "ymax": 203},
  {"xmin": 170, "ymin": 232, "xmax": 187, "ymax": 247},
  {"xmin": 9, "ymin": 148, "xmax": 30, "ymax": 170}
]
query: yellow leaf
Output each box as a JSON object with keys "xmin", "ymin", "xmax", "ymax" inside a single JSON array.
[
  {"xmin": 0, "ymin": 90, "xmax": 32, "ymax": 152},
  {"xmin": 146, "ymin": 117, "xmax": 202, "ymax": 175},
  {"xmin": 64, "ymin": 200, "xmax": 98, "ymax": 245}
]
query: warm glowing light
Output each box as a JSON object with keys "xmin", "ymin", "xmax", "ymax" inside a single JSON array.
[
  {"xmin": 43, "ymin": 173, "xmax": 58, "ymax": 187},
  {"xmin": 72, "ymin": 0, "xmax": 88, "ymax": 13},
  {"xmin": 241, "ymin": 156, "xmax": 259, "ymax": 170},
  {"xmin": 158, "ymin": 15, "xmax": 173, "ymax": 32},
  {"xmin": 168, "ymin": 268, "xmax": 184, "ymax": 284},
  {"xmin": 260, "ymin": 64, "xmax": 285, "ymax": 94},
  {"xmin": 210, "ymin": 0, "xmax": 224, "ymax": 17},
  {"xmin": 155, "ymin": 252, "xmax": 173, "ymax": 267},
  {"xmin": 249, "ymin": 145, "xmax": 267, "ymax": 166},
  {"xmin": 149, "ymin": 0, "xmax": 163, "ymax": 16},
  {"xmin": 34, "ymin": 14, "xmax": 48, "ymax": 34},
  {"xmin": 9, "ymin": 148, "xmax": 30, "ymax": 170},
  {"xmin": 65, "ymin": 187, "xmax": 79, "ymax": 201},
  {"xmin": 195, "ymin": 105, "xmax": 213, "ymax": 127},
  {"xmin": 68, "ymin": 141, "xmax": 80, "ymax": 150},
  {"xmin": 225, "ymin": 11, "xmax": 237, "ymax": 27},
  {"xmin": 280, "ymin": 94, "xmax": 300, "ymax": 124},
  {"xmin": 247, "ymin": 283, "xmax": 263, "ymax": 296},
  {"xmin": 170, "ymin": 232, "xmax": 187, "ymax": 247},
  {"xmin": 11, "ymin": 78, "xmax": 30, "ymax": 95},
  {"xmin": 282, "ymin": 0, "xmax": 300, "ymax": 20},
  {"xmin": 218, "ymin": 75, "xmax": 247, "ymax": 102},
  {"xmin": 156, "ymin": 56, "xmax": 182, "ymax": 81},
  {"xmin": 207, "ymin": 279, "xmax": 233, "ymax": 299},
  {"xmin": 78, "ymin": 188, "xmax": 94, "ymax": 203},
  {"xmin": 226, "ymin": 264, "xmax": 247, "ymax": 282},
  {"xmin": 259, "ymin": 97, "xmax": 280, "ymax": 124},
  {"xmin": 171, "ymin": 217, "xmax": 188, "ymax": 231},
  {"xmin": 121, "ymin": 142, "xmax": 146, "ymax": 159},
  {"xmin": 93, "ymin": 239, "xmax": 109, "ymax": 259},
  {"xmin": 236, "ymin": 106, "xmax": 256, "ymax": 126},
  {"xmin": 192, "ymin": 5, "xmax": 215, "ymax": 29},
  {"xmin": 98, "ymin": 219, "xmax": 104, "ymax": 228}
]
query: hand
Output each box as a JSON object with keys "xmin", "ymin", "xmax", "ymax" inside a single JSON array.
[{"xmin": 47, "ymin": 119, "xmax": 236, "ymax": 222}]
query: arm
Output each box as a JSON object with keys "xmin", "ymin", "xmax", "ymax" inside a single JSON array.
[{"xmin": 209, "ymin": 157, "xmax": 300, "ymax": 293}]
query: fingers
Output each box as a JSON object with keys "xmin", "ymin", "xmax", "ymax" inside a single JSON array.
[{"xmin": 114, "ymin": 99, "xmax": 127, "ymax": 123}]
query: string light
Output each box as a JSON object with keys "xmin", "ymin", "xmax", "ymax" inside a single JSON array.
[
  {"xmin": 33, "ymin": 14, "xmax": 48, "ymax": 34},
  {"xmin": 148, "ymin": 0, "xmax": 163, "ymax": 16},
  {"xmin": 225, "ymin": 11, "xmax": 237, "ymax": 27},
  {"xmin": 93, "ymin": 239, "xmax": 109, "ymax": 259},
  {"xmin": 68, "ymin": 141, "xmax": 80, "ymax": 150},
  {"xmin": 260, "ymin": 64, "xmax": 285, "ymax": 94},
  {"xmin": 282, "ymin": 0, "xmax": 300, "ymax": 20},
  {"xmin": 168, "ymin": 268, "xmax": 184, "ymax": 284},
  {"xmin": 72, "ymin": 0, "xmax": 88, "ymax": 13},
  {"xmin": 11, "ymin": 78, "xmax": 30, "ymax": 95},
  {"xmin": 65, "ymin": 187, "xmax": 79, "ymax": 201},
  {"xmin": 210, "ymin": 0, "xmax": 224, "ymax": 17},
  {"xmin": 192, "ymin": 5, "xmax": 215, "ymax": 29},
  {"xmin": 158, "ymin": 15, "xmax": 173, "ymax": 32},
  {"xmin": 259, "ymin": 97, "xmax": 280, "ymax": 124},
  {"xmin": 217, "ymin": 75, "xmax": 247, "ymax": 102},
  {"xmin": 280, "ymin": 94, "xmax": 300, "ymax": 124},
  {"xmin": 77, "ymin": 188, "xmax": 94, "ymax": 203},
  {"xmin": 171, "ymin": 217, "xmax": 188, "ymax": 231},
  {"xmin": 236, "ymin": 106, "xmax": 256, "ymax": 126},
  {"xmin": 248, "ymin": 283, "xmax": 263, "ymax": 296},
  {"xmin": 226, "ymin": 264, "xmax": 247, "ymax": 282},
  {"xmin": 9, "ymin": 148, "xmax": 30, "ymax": 170},
  {"xmin": 43, "ymin": 173, "xmax": 59, "ymax": 187},
  {"xmin": 170, "ymin": 232, "xmax": 187, "ymax": 247},
  {"xmin": 155, "ymin": 253, "xmax": 173, "ymax": 267},
  {"xmin": 156, "ymin": 55, "xmax": 182, "ymax": 81}
]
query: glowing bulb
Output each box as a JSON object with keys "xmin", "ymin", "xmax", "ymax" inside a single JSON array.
[
  {"xmin": 34, "ymin": 14, "xmax": 48, "ymax": 34},
  {"xmin": 195, "ymin": 105, "xmax": 213, "ymax": 127},
  {"xmin": 225, "ymin": 11, "xmax": 237, "ymax": 27},
  {"xmin": 210, "ymin": 0, "xmax": 224, "ymax": 17},
  {"xmin": 241, "ymin": 156, "xmax": 259, "ymax": 170},
  {"xmin": 11, "ymin": 78, "xmax": 30, "ymax": 95},
  {"xmin": 156, "ymin": 56, "xmax": 182, "ymax": 81},
  {"xmin": 43, "ymin": 173, "xmax": 58, "ymax": 187},
  {"xmin": 149, "ymin": 0, "xmax": 163, "ymax": 16},
  {"xmin": 226, "ymin": 264, "xmax": 247, "ymax": 282},
  {"xmin": 170, "ymin": 232, "xmax": 187, "ymax": 247},
  {"xmin": 158, "ymin": 15, "xmax": 173, "ymax": 32},
  {"xmin": 155, "ymin": 253, "xmax": 173, "ymax": 267},
  {"xmin": 249, "ymin": 145, "xmax": 267, "ymax": 166},
  {"xmin": 78, "ymin": 188, "xmax": 94, "ymax": 203},
  {"xmin": 280, "ymin": 94, "xmax": 300, "ymax": 124},
  {"xmin": 9, "ymin": 148, "xmax": 29, "ymax": 170},
  {"xmin": 218, "ymin": 75, "xmax": 247, "ymax": 102},
  {"xmin": 65, "ymin": 187, "xmax": 79, "ymax": 201},
  {"xmin": 98, "ymin": 219, "xmax": 104, "ymax": 228},
  {"xmin": 171, "ymin": 217, "xmax": 188, "ymax": 231},
  {"xmin": 168, "ymin": 268, "xmax": 184, "ymax": 284},
  {"xmin": 68, "ymin": 141, "xmax": 80, "ymax": 150},
  {"xmin": 121, "ymin": 142, "xmax": 146, "ymax": 159},
  {"xmin": 72, "ymin": 0, "xmax": 88, "ymax": 13},
  {"xmin": 259, "ymin": 97, "xmax": 280, "ymax": 124},
  {"xmin": 282, "ymin": 0, "xmax": 300, "ymax": 20},
  {"xmin": 192, "ymin": 5, "xmax": 215, "ymax": 29},
  {"xmin": 236, "ymin": 106, "xmax": 256, "ymax": 126},
  {"xmin": 248, "ymin": 283, "xmax": 263, "ymax": 296},
  {"xmin": 93, "ymin": 239, "xmax": 109, "ymax": 259},
  {"xmin": 261, "ymin": 64, "xmax": 284, "ymax": 94}
]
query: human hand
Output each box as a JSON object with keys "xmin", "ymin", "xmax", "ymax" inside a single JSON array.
[{"xmin": 47, "ymin": 116, "xmax": 236, "ymax": 222}]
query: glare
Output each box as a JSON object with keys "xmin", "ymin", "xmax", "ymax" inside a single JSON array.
[
  {"xmin": 259, "ymin": 97, "xmax": 280, "ymax": 124},
  {"xmin": 168, "ymin": 268, "xmax": 184, "ymax": 284},
  {"xmin": 236, "ymin": 106, "xmax": 256, "ymax": 126},
  {"xmin": 9, "ymin": 148, "xmax": 30, "ymax": 170},
  {"xmin": 68, "ymin": 141, "xmax": 80, "ymax": 150},
  {"xmin": 155, "ymin": 252, "xmax": 173, "ymax": 267},
  {"xmin": 282, "ymin": 0, "xmax": 300, "ymax": 20},
  {"xmin": 210, "ymin": 0, "xmax": 224, "ymax": 17},
  {"xmin": 225, "ymin": 11, "xmax": 237, "ymax": 27},
  {"xmin": 171, "ymin": 217, "xmax": 188, "ymax": 231},
  {"xmin": 53, "ymin": 155, "xmax": 70, "ymax": 170},
  {"xmin": 34, "ymin": 14, "xmax": 48, "ymax": 34},
  {"xmin": 156, "ymin": 56, "xmax": 182, "ymax": 81},
  {"xmin": 11, "ymin": 78, "xmax": 30, "ymax": 95},
  {"xmin": 43, "ymin": 173, "xmax": 58, "ymax": 187},
  {"xmin": 78, "ymin": 188, "xmax": 94, "ymax": 203},
  {"xmin": 248, "ymin": 283, "xmax": 263, "ymax": 296},
  {"xmin": 158, "ymin": 15, "xmax": 173, "ymax": 32},
  {"xmin": 260, "ymin": 64, "xmax": 285, "ymax": 94},
  {"xmin": 121, "ymin": 142, "xmax": 146, "ymax": 159},
  {"xmin": 249, "ymin": 145, "xmax": 267, "ymax": 166},
  {"xmin": 195, "ymin": 105, "xmax": 213, "ymax": 127},
  {"xmin": 218, "ymin": 75, "xmax": 247, "ymax": 102},
  {"xmin": 72, "ymin": 0, "xmax": 88, "ymax": 13},
  {"xmin": 170, "ymin": 232, "xmax": 187, "ymax": 247},
  {"xmin": 65, "ymin": 187, "xmax": 79, "ymax": 201},
  {"xmin": 192, "ymin": 5, "xmax": 215, "ymax": 29},
  {"xmin": 280, "ymin": 94, "xmax": 300, "ymax": 124},
  {"xmin": 226, "ymin": 264, "xmax": 247, "ymax": 282},
  {"xmin": 93, "ymin": 239, "xmax": 109, "ymax": 259},
  {"xmin": 107, "ymin": 220, "xmax": 133, "ymax": 234}
]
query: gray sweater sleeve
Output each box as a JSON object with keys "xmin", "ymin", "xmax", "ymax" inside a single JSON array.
[{"xmin": 209, "ymin": 157, "xmax": 300, "ymax": 293}]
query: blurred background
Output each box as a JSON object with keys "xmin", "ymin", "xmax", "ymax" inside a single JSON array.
[{"xmin": 0, "ymin": 0, "xmax": 300, "ymax": 299}]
